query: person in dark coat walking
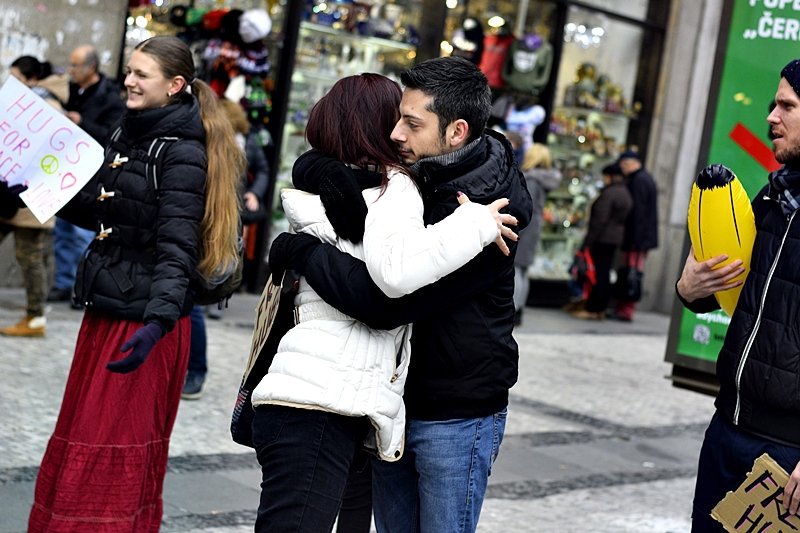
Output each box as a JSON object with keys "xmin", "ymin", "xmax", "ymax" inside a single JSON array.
[
  {"xmin": 513, "ymin": 143, "xmax": 562, "ymax": 325},
  {"xmin": 28, "ymin": 36, "xmax": 243, "ymax": 532},
  {"xmin": 572, "ymin": 163, "xmax": 633, "ymax": 320},
  {"xmin": 611, "ymin": 149, "xmax": 658, "ymax": 321}
]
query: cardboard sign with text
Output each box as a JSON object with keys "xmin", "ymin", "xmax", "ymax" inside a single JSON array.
[
  {"xmin": 712, "ymin": 453, "xmax": 800, "ymax": 532},
  {"xmin": 243, "ymin": 273, "xmax": 285, "ymax": 382},
  {"xmin": 0, "ymin": 76, "xmax": 103, "ymax": 223}
]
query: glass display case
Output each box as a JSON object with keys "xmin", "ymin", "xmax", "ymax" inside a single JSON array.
[
  {"xmin": 529, "ymin": 4, "xmax": 644, "ymax": 284},
  {"xmin": 278, "ymin": 21, "xmax": 417, "ymax": 179}
]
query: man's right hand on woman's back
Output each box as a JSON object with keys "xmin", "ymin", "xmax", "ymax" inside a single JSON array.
[{"xmin": 456, "ymin": 192, "xmax": 518, "ymax": 256}]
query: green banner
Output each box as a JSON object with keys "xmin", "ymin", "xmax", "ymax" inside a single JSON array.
[{"xmin": 675, "ymin": 2, "xmax": 799, "ymax": 362}]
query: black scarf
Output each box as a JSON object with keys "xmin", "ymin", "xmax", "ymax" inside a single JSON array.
[{"xmin": 768, "ymin": 164, "xmax": 800, "ymax": 216}]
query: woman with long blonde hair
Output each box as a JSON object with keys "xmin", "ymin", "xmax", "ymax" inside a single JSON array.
[{"xmin": 28, "ymin": 35, "xmax": 243, "ymax": 532}]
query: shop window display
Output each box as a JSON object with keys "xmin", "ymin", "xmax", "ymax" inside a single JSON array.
[
  {"xmin": 536, "ymin": 6, "xmax": 645, "ymax": 283},
  {"xmin": 276, "ymin": 1, "xmax": 421, "ymax": 177},
  {"xmin": 440, "ymin": 1, "xmax": 656, "ymax": 305}
]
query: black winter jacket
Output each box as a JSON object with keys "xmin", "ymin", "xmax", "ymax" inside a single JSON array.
[
  {"xmin": 681, "ymin": 182, "xmax": 800, "ymax": 445},
  {"xmin": 66, "ymin": 75, "xmax": 125, "ymax": 145},
  {"xmin": 295, "ymin": 130, "xmax": 533, "ymax": 420},
  {"xmin": 583, "ymin": 181, "xmax": 633, "ymax": 248},
  {"xmin": 622, "ymin": 167, "xmax": 658, "ymax": 251},
  {"xmin": 60, "ymin": 95, "xmax": 206, "ymax": 331}
]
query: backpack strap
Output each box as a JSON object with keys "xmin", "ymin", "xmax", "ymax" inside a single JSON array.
[{"xmin": 146, "ymin": 136, "xmax": 180, "ymax": 192}]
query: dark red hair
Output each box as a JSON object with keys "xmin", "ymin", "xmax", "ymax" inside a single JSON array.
[{"xmin": 305, "ymin": 73, "xmax": 404, "ymax": 179}]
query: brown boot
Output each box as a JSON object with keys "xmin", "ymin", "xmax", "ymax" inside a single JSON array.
[
  {"xmin": 0, "ymin": 316, "xmax": 46, "ymax": 337},
  {"xmin": 570, "ymin": 310, "xmax": 604, "ymax": 321}
]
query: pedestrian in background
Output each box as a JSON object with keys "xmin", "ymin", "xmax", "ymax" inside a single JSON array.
[
  {"xmin": 28, "ymin": 35, "xmax": 243, "ymax": 532},
  {"xmin": 571, "ymin": 163, "xmax": 632, "ymax": 320},
  {"xmin": 0, "ymin": 56, "xmax": 64, "ymax": 337},
  {"xmin": 47, "ymin": 44, "xmax": 125, "ymax": 308},
  {"xmin": 181, "ymin": 98, "xmax": 270, "ymax": 401},
  {"xmin": 676, "ymin": 58, "xmax": 800, "ymax": 532},
  {"xmin": 610, "ymin": 149, "xmax": 658, "ymax": 321},
  {"xmin": 514, "ymin": 142, "xmax": 562, "ymax": 325},
  {"xmin": 270, "ymin": 56, "xmax": 532, "ymax": 533}
]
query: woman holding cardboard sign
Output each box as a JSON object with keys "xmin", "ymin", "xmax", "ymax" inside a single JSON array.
[
  {"xmin": 0, "ymin": 56, "xmax": 64, "ymax": 338},
  {"xmin": 27, "ymin": 36, "xmax": 243, "ymax": 532}
]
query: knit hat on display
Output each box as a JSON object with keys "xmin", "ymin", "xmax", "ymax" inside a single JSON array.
[
  {"xmin": 203, "ymin": 9, "xmax": 228, "ymax": 32},
  {"xmin": 781, "ymin": 59, "xmax": 800, "ymax": 95},
  {"xmin": 239, "ymin": 9, "xmax": 272, "ymax": 43}
]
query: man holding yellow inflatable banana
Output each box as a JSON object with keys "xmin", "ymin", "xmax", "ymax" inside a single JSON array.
[{"xmin": 677, "ymin": 59, "xmax": 800, "ymax": 532}]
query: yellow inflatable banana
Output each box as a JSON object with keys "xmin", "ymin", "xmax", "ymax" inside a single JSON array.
[{"xmin": 687, "ymin": 164, "xmax": 756, "ymax": 316}]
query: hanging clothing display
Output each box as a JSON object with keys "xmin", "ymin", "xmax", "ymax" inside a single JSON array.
[
  {"xmin": 479, "ymin": 32, "xmax": 515, "ymax": 89},
  {"xmin": 502, "ymin": 33, "xmax": 553, "ymax": 94}
]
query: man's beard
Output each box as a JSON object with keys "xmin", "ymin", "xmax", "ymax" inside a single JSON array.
[{"xmin": 776, "ymin": 143, "xmax": 800, "ymax": 165}]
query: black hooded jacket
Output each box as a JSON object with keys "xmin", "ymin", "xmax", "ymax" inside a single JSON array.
[
  {"xmin": 294, "ymin": 130, "xmax": 533, "ymax": 420},
  {"xmin": 60, "ymin": 95, "xmax": 207, "ymax": 331},
  {"xmin": 681, "ymin": 181, "xmax": 800, "ymax": 445},
  {"xmin": 66, "ymin": 74, "xmax": 125, "ymax": 145}
]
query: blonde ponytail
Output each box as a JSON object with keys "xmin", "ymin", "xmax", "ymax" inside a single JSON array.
[{"xmin": 193, "ymin": 79, "xmax": 245, "ymax": 281}]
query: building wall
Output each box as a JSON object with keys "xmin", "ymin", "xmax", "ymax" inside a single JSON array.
[
  {"xmin": 641, "ymin": 0, "xmax": 725, "ymax": 313},
  {"xmin": 0, "ymin": 0, "xmax": 127, "ymax": 287},
  {"xmin": 0, "ymin": 0, "xmax": 127, "ymax": 82}
]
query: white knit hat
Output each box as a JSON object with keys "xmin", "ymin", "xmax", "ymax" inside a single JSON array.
[{"xmin": 239, "ymin": 9, "xmax": 272, "ymax": 43}]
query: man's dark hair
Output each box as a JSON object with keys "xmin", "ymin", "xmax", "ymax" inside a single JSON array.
[{"xmin": 400, "ymin": 56, "xmax": 491, "ymax": 143}]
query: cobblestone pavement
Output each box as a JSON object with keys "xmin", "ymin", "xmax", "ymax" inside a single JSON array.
[{"xmin": 0, "ymin": 287, "xmax": 714, "ymax": 532}]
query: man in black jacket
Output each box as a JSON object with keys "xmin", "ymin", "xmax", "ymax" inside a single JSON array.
[
  {"xmin": 48, "ymin": 44, "xmax": 125, "ymax": 307},
  {"xmin": 611, "ymin": 149, "xmax": 658, "ymax": 322},
  {"xmin": 677, "ymin": 59, "xmax": 800, "ymax": 532},
  {"xmin": 271, "ymin": 56, "xmax": 532, "ymax": 532}
]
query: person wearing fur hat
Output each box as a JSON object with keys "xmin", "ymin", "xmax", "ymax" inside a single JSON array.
[{"xmin": 677, "ymin": 58, "xmax": 800, "ymax": 532}]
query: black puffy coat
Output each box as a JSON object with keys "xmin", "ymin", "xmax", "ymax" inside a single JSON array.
[
  {"xmin": 60, "ymin": 95, "xmax": 206, "ymax": 331},
  {"xmin": 583, "ymin": 181, "xmax": 633, "ymax": 248},
  {"xmin": 66, "ymin": 75, "xmax": 125, "ymax": 144},
  {"xmin": 683, "ymin": 183, "xmax": 800, "ymax": 445},
  {"xmin": 622, "ymin": 167, "xmax": 658, "ymax": 251},
  {"xmin": 715, "ymin": 184, "xmax": 800, "ymax": 445},
  {"xmin": 298, "ymin": 130, "xmax": 533, "ymax": 420}
]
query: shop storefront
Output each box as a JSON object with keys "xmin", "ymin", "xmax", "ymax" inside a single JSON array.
[
  {"xmin": 121, "ymin": 0, "xmax": 669, "ymax": 293},
  {"xmin": 436, "ymin": 0, "xmax": 670, "ymax": 306}
]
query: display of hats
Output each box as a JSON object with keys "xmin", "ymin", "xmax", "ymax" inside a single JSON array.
[
  {"xmin": 202, "ymin": 9, "xmax": 228, "ymax": 32},
  {"xmin": 169, "ymin": 5, "xmax": 187, "ymax": 27},
  {"xmin": 220, "ymin": 9, "xmax": 244, "ymax": 43},
  {"xmin": 185, "ymin": 7, "xmax": 207, "ymax": 27},
  {"xmin": 239, "ymin": 8, "xmax": 272, "ymax": 43},
  {"xmin": 238, "ymin": 45, "xmax": 271, "ymax": 78}
]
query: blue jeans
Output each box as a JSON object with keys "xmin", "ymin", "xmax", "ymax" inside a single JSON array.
[
  {"xmin": 252, "ymin": 404, "xmax": 371, "ymax": 533},
  {"xmin": 692, "ymin": 411, "xmax": 800, "ymax": 532},
  {"xmin": 372, "ymin": 409, "xmax": 507, "ymax": 533},
  {"xmin": 187, "ymin": 305, "xmax": 207, "ymax": 376},
  {"xmin": 53, "ymin": 218, "xmax": 94, "ymax": 290}
]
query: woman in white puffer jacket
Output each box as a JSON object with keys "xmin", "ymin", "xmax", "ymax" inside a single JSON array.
[{"xmin": 250, "ymin": 74, "xmax": 516, "ymax": 533}]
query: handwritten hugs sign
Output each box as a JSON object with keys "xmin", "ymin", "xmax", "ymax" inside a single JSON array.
[{"xmin": 0, "ymin": 76, "xmax": 103, "ymax": 223}]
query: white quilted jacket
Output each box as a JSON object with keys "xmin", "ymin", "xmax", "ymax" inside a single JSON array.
[{"xmin": 251, "ymin": 168, "xmax": 498, "ymax": 461}]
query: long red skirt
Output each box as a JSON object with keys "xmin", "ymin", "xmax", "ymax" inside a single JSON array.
[{"xmin": 28, "ymin": 310, "xmax": 190, "ymax": 533}]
